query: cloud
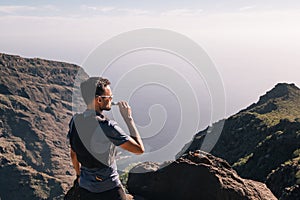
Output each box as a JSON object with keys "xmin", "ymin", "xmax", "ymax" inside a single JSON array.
[
  {"xmin": 0, "ymin": 5, "xmax": 36, "ymax": 14},
  {"xmin": 80, "ymin": 5, "xmax": 151, "ymax": 16},
  {"xmin": 80, "ymin": 5, "xmax": 115, "ymax": 12},
  {"xmin": 239, "ymin": 5, "xmax": 256, "ymax": 11},
  {"xmin": 0, "ymin": 5, "xmax": 59, "ymax": 15},
  {"xmin": 161, "ymin": 9, "xmax": 203, "ymax": 17},
  {"xmin": 117, "ymin": 8, "xmax": 151, "ymax": 15}
]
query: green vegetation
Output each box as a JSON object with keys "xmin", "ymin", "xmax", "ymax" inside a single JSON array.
[
  {"xmin": 233, "ymin": 153, "xmax": 254, "ymax": 167},
  {"xmin": 295, "ymin": 170, "xmax": 300, "ymax": 184},
  {"xmin": 293, "ymin": 149, "xmax": 300, "ymax": 157},
  {"xmin": 296, "ymin": 131, "xmax": 300, "ymax": 137},
  {"xmin": 284, "ymin": 159, "xmax": 293, "ymax": 166},
  {"xmin": 257, "ymin": 134, "xmax": 274, "ymax": 148},
  {"xmin": 275, "ymin": 131, "xmax": 284, "ymax": 135},
  {"xmin": 119, "ymin": 162, "xmax": 141, "ymax": 188},
  {"xmin": 255, "ymin": 99, "xmax": 300, "ymax": 127}
]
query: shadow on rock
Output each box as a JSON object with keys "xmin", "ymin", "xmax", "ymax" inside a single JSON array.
[{"xmin": 127, "ymin": 150, "xmax": 277, "ymax": 200}]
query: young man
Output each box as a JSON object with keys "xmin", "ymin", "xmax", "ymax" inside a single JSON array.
[{"xmin": 68, "ymin": 77, "xmax": 144, "ymax": 200}]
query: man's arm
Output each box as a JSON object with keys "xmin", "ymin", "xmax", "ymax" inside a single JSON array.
[
  {"xmin": 70, "ymin": 149, "xmax": 80, "ymax": 176},
  {"xmin": 118, "ymin": 101, "xmax": 145, "ymax": 155}
]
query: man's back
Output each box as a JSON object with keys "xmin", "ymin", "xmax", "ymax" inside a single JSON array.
[{"xmin": 68, "ymin": 109, "xmax": 129, "ymax": 193}]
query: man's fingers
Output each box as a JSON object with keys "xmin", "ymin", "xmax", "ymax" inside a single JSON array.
[
  {"xmin": 119, "ymin": 101, "xmax": 130, "ymax": 108},
  {"xmin": 119, "ymin": 101, "xmax": 125, "ymax": 108}
]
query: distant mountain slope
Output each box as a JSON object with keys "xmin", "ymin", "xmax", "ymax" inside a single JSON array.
[
  {"xmin": 177, "ymin": 83, "xmax": 300, "ymax": 200},
  {"xmin": 0, "ymin": 53, "xmax": 87, "ymax": 199}
]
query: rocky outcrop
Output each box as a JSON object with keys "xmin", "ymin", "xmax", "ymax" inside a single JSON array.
[
  {"xmin": 127, "ymin": 151, "xmax": 277, "ymax": 200},
  {"xmin": 177, "ymin": 83, "xmax": 300, "ymax": 199},
  {"xmin": 0, "ymin": 53, "xmax": 88, "ymax": 199},
  {"xmin": 266, "ymin": 157, "xmax": 300, "ymax": 200}
]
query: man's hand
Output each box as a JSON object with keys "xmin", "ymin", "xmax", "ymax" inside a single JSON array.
[
  {"xmin": 117, "ymin": 101, "xmax": 145, "ymax": 154},
  {"xmin": 118, "ymin": 101, "xmax": 133, "ymax": 121}
]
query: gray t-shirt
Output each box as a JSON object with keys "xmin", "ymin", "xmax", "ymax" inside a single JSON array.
[{"xmin": 68, "ymin": 109, "xmax": 130, "ymax": 193}]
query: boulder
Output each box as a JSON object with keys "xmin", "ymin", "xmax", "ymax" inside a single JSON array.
[{"xmin": 127, "ymin": 150, "xmax": 277, "ymax": 200}]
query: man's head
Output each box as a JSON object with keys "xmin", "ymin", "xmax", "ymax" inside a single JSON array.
[{"xmin": 80, "ymin": 77, "xmax": 113, "ymax": 111}]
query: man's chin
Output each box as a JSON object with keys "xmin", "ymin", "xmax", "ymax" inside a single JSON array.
[{"xmin": 104, "ymin": 107, "xmax": 111, "ymax": 111}]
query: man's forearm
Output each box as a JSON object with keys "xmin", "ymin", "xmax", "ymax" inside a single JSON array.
[
  {"xmin": 118, "ymin": 101, "xmax": 144, "ymax": 154},
  {"xmin": 70, "ymin": 149, "xmax": 80, "ymax": 176},
  {"xmin": 125, "ymin": 118, "xmax": 144, "ymax": 151}
]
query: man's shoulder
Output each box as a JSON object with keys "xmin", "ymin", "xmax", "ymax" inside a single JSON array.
[
  {"xmin": 95, "ymin": 115, "xmax": 118, "ymax": 126},
  {"xmin": 70, "ymin": 112, "xmax": 84, "ymax": 121},
  {"xmin": 107, "ymin": 119, "xmax": 118, "ymax": 127}
]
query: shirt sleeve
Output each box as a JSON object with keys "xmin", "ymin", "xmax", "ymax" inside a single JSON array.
[
  {"xmin": 67, "ymin": 117, "xmax": 74, "ymax": 140},
  {"xmin": 67, "ymin": 115, "xmax": 76, "ymax": 150},
  {"xmin": 101, "ymin": 119, "xmax": 130, "ymax": 146}
]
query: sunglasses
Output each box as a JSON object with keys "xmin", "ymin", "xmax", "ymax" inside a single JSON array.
[{"xmin": 96, "ymin": 95, "xmax": 114, "ymax": 99}]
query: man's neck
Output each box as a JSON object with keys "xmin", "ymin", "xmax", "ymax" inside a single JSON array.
[{"xmin": 86, "ymin": 104, "xmax": 102, "ymax": 114}]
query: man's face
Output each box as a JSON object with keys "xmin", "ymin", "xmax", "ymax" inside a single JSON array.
[{"xmin": 97, "ymin": 85, "xmax": 113, "ymax": 111}]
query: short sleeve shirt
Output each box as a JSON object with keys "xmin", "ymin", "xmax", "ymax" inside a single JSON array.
[{"xmin": 68, "ymin": 109, "xmax": 130, "ymax": 193}]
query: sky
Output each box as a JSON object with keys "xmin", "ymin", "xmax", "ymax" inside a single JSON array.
[
  {"xmin": 1, "ymin": 0, "xmax": 300, "ymax": 162},
  {"xmin": 1, "ymin": 0, "xmax": 300, "ymax": 120}
]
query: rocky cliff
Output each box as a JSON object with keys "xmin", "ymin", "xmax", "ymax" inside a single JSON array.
[
  {"xmin": 0, "ymin": 53, "xmax": 87, "ymax": 199},
  {"xmin": 127, "ymin": 150, "xmax": 277, "ymax": 200},
  {"xmin": 177, "ymin": 83, "xmax": 300, "ymax": 199},
  {"xmin": 1, "ymin": 53, "xmax": 297, "ymax": 199}
]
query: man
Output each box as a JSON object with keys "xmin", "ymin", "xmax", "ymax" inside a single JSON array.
[{"xmin": 68, "ymin": 77, "xmax": 144, "ymax": 200}]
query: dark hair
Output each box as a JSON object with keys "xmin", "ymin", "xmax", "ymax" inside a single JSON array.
[{"xmin": 80, "ymin": 77, "xmax": 111, "ymax": 105}]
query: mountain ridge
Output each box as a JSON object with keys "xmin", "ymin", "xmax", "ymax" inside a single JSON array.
[
  {"xmin": 177, "ymin": 82, "xmax": 300, "ymax": 200},
  {"xmin": 0, "ymin": 53, "xmax": 88, "ymax": 199}
]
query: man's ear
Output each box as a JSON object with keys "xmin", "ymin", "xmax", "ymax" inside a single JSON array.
[{"xmin": 97, "ymin": 96, "xmax": 102, "ymax": 103}]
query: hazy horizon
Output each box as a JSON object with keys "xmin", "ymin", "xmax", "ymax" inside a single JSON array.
[{"xmin": 1, "ymin": 1, "xmax": 300, "ymax": 118}]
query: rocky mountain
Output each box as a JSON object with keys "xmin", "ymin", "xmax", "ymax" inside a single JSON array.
[
  {"xmin": 127, "ymin": 150, "xmax": 277, "ymax": 200},
  {"xmin": 177, "ymin": 83, "xmax": 300, "ymax": 200},
  {"xmin": 1, "ymin": 53, "xmax": 297, "ymax": 199},
  {"xmin": 0, "ymin": 53, "xmax": 87, "ymax": 199}
]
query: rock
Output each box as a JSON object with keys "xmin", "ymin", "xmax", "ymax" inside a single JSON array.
[
  {"xmin": 0, "ymin": 157, "xmax": 10, "ymax": 165},
  {"xmin": 0, "ymin": 53, "xmax": 88, "ymax": 199},
  {"xmin": 266, "ymin": 158, "xmax": 300, "ymax": 200},
  {"xmin": 45, "ymin": 105, "xmax": 55, "ymax": 116},
  {"xmin": 19, "ymin": 161, "xmax": 28, "ymax": 167},
  {"xmin": 0, "ymin": 83, "xmax": 13, "ymax": 95},
  {"xmin": 128, "ymin": 151, "xmax": 277, "ymax": 200},
  {"xmin": 0, "ymin": 146, "xmax": 5, "ymax": 153},
  {"xmin": 65, "ymin": 171, "xmax": 72, "ymax": 176}
]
